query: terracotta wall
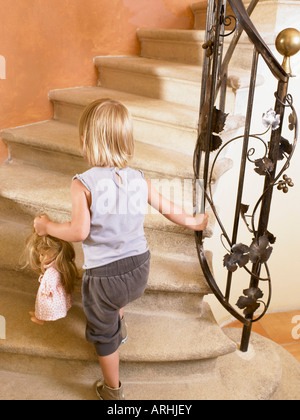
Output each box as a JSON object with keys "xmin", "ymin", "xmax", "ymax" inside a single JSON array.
[
  {"xmin": 0, "ymin": 0, "xmax": 195, "ymax": 162},
  {"xmin": 0, "ymin": 0, "xmax": 194, "ymax": 132}
]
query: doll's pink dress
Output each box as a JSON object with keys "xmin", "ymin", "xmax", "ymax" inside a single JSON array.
[{"xmin": 35, "ymin": 262, "xmax": 72, "ymax": 321}]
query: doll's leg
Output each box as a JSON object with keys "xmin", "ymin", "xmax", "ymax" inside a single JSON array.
[
  {"xmin": 119, "ymin": 308, "xmax": 124, "ymax": 319},
  {"xmin": 31, "ymin": 314, "xmax": 44, "ymax": 325}
]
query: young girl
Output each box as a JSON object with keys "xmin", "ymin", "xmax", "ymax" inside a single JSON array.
[
  {"xmin": 33, "ymin": 98, "xmax": 208, "ymax": 400},
  {"xmin": 24, "ymin": 232, "xmax": 78, "ymax": 325}
]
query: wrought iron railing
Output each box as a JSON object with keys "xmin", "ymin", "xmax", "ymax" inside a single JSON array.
[{"xmin": 194, "ymin": 0, "xmax": 300, "ymax": 351}]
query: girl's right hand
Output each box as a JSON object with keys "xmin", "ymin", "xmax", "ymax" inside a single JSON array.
[
  {"xmin": 191, "ymin": 213, "xmax": 209, "ymax": 231},
  {"xmin": 34, "ymin": 215, "xmax": 50, "ymax": 236}
]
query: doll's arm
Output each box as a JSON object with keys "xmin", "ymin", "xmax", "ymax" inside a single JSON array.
[
  {"xmin": 34, "ymin": 179, "xmax": 91, "ymax": 242},
  {"xmin": 147, "ymin": 179, "xmax": 208, "ymax": 231},
  {"xmin": 40, "ymin": 269, "xmax": 59, "ymax": 297}
]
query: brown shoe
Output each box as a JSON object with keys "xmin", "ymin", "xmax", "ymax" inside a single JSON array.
[{"xmin": 95, "ymin": 379, "xmax": 125, "ymax": 400}]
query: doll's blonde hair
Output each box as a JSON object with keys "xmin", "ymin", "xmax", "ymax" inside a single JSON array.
[
  {"xmin": 79, "ymin": 98, "xmax": 134, "ymax": 168},
  {"xmin": 23, "ymin": 232, "xmax": 78, "ymax": 295}
]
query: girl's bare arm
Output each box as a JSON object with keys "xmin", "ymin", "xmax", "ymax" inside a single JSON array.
[
  {"xmin": 146, "ymin": 179, "xmax": 208, "ymax": 231},
  {"xmin": 34, "ymin": 179, "xmax": 91, "ymax": 242}
]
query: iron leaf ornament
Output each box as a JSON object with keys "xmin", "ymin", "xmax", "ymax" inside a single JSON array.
[
  {"xmin": 240, "ymin": 204, "xmax": 253, "ymax": 233},
  {"xmin": 288, "ymin": 112, "xmax": 296, "ymax": 131},
  {"xmin": 278, "ymin": 137, "xmax": 293, "ymax": 160},
  {"xmin": 236, "ymin": 287, "xmax": 264, "ymax": 316},
  {"xmin": 224, "ymin": 243, "xmax": 250, "ymax": 273},
  {"xmin": 212, "ymin": 107, "xmax": 228, "ymax": 133},
  {"xmin": 249, "ymin": 234, "xmax": 273, "ymax": 264},
  {"xmin": 224, "ymin": 235, "xmax": 273, "ymax": 273},
  {"xmin": 254, "ymin": 157, "xmax": 275, "ymax": 176},
  {"xmin": 262, "ymin": 108, "xmax": 281, "ymax": 131},
  {"xmin": 198, "ymin": 107, "xmax": 228, "ymax": 152}
]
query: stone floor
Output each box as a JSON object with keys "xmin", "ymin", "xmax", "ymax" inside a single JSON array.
[{"xmin": 223, "ymin": 310, "xmax": 300, "ymax": 363}]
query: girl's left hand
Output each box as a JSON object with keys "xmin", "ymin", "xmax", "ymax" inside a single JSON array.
[{"xmin": 34, "ymin": 215, "xmax": 50, "ymax": 236}]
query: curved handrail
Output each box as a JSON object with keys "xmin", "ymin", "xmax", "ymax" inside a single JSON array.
[{"xmin": 228, "ymin": 0, "xmax": 288, "ymax": 82}]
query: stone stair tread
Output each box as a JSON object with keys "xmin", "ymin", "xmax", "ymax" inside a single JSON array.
[
  {"xmin": 146, "ymin": 253, "xmax": 211, "ymax": 294},
  {"xmin": 0, "ymin": 288, "xmax": 236, "ymax": 364},
  {"xmin": 0, "ymin": 159, "xmax": 219, "ymax": 242},
  {"xmin": 0, "ymin": 161, "xmax": 72, "ymax": 217},
  {"xmin": 2, "ymin": 329, "xmax": 298, "ymax": 400},
  {"xmin": 94, "ymin": 55, "xmax": 261, "ymax": 90},
  {"xmin": 49, "ymin": 86, "xmax": 199, "ymax": 128},
  {"xmin": 1, "ymin": 120, "xmax": 194, "ymax": 179},
  {"xmin": 137, "ymin": 28, "xmax": 206, "ymax": 42},
  {"xmin": 0, "ymin": 219, "xmax": 211, "ymax": 298},
  {"xmin": 94, "ymin": 55, "xmax": 202, "ymax": 82},
  {"xmin": 49, "ymin": 86, "xmax": 200, "ymax": 155},
  {"xmin": 137, "ymin": 28, "xmax": 206, "ymax": 65},
  {"xmin": 0, "ymin": 161, "xmax": 198, "ymax": 235},
  {"xmin": 122, "ymin": 303, "xmax": 237, "ymax": 362},
  {"xmin": 1, "ymin": 118, "xmax": 236, "ymax": 183},
  {"xmin": 0, "ymin": 288, "xmax": 94, "ymax": 362},
  {"xmin": 0, "ymin": 368, "xmax": 97, "ymax": 400},
  {"xmin": 49, "ymin": 86, "xmax": 245, "ymax": 135}
]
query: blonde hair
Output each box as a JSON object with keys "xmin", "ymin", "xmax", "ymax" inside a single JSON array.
[
  {"xmin": 79, "ymin": 98, "xmax": 134, "ymax": 168},
  {"xmin": 23, "ymin": 232, "xmax": 79, "ymax": 295}
]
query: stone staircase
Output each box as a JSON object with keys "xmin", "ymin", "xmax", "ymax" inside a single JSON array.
[{"xmin": 1, "ymin": 7, "xmax": 299, "ymax": 400}]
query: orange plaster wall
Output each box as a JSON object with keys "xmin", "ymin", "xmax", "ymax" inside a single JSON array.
[
  {"xmin": 0, "ymin": 0, "xmax": 194, "ymax": 163},
  {"xmin": 0, "ymin": 0, "xmax": 194, "ymax": 131}
]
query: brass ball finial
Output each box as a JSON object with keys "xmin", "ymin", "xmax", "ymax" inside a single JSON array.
[{"xmin": 275, "ymin": 28, "xmax": 300, "ymax": 75}]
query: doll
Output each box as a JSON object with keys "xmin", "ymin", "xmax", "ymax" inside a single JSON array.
[{"xmin": 23, "ymin": 231, "xmax": 79, "ymax": 325}]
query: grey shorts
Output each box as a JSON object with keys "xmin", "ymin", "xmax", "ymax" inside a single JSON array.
[{"xmin": 82, "ymin": 251, "xmax": 151, "ymax": 357}]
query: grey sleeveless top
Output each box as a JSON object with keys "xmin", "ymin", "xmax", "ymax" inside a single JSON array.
[{"xmin": 73, "ymin": 167, "xmax": 149, "ymax": 269}]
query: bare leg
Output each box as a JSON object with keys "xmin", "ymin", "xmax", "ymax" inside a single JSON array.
[
  {"xmin": 98, "ymin": 350, "xmax": 120, "ymax": 389},
  {"xmin": 30, "ymin": 313, "xmax": 44, "ymax": 325},
  {"xmin": 119, "ymin": 308, "xmax": 124, "ymax": 320}
]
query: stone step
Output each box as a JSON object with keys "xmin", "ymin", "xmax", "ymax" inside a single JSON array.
[
  {"xmin": 0, "ymin": 266, "xmax": 211, "ymax": 317},
  {"xmin": 1, "ymin": 120, "xmax": 195, "ymax": 180},
  {"xmin": 0, "ymin": 203, "xmax": 207, "ymax": 279},
  {"xmin": 1, "ymin": 119, "xmax": 233, "ymax": 191},
  {"xmin": 0, "ymin": 232, "xmax": 212, "ymax": 302},
  {"xmin": 0, "ymin": 287, "xmax": 236, "ymax": 366},
  {"xmin": 2, "ymin": 324, "xmax": 298, "ymax": 400},
  {"xmin": 191, "ymin": 1, "xmax": 207, "ymax": 30},
  {"xmin": 48, "ymin": 86, "xmax": 248, "ymax": 152},
  {"xmin": 94, "ymin": 56, "xmax": 202, "ymax": 108},
  {"xmin": 0, "ymin": 160, "xmax": 216, "ymax": 239},
  {"xmin": 49, "ymin": 86, "xmax": 198, "ymax": 155},
  {"xmin": 0, "ymin": 163, "xmax": 213, "ymax": 297},
  {"xmin": 0, "ymin": 366, "xmax": 98, "ymax": 400},
  {"xmin": 0, "ymin": 348, "xmax": 223, "ymax": 400},
  {"xmin": 94, "ymin": 56, "xmax": 254, "ymax": 114},
  {"xmin": 137, "ymin": 28, "xmax": 206, "ymax": 64}
]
